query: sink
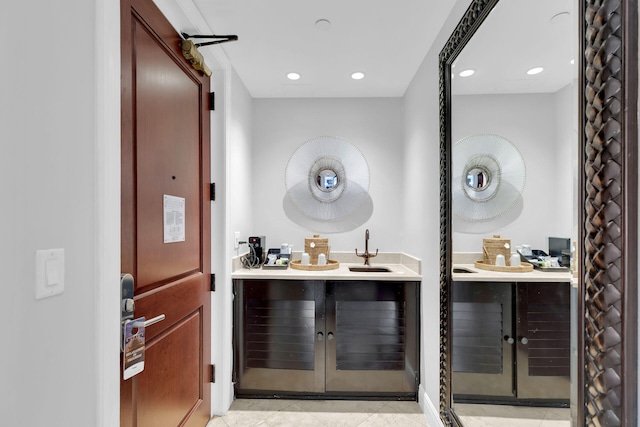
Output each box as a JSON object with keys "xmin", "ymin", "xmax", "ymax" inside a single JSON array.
[
  {"xmin": 349, "ymin": 266, "xmax": 392, "ymax": 273},
  {"xmin": 453, "ymin": 267, "xmax": 477, "ymax": 273}
]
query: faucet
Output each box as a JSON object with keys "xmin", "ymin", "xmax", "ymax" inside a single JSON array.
[{"xmin": 355, "ymin": 229, "xmax": 378, "ymax": 265}]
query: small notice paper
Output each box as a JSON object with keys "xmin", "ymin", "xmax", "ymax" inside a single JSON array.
[
  {"xmin": 123, "ymin": 317, "xmax": 145, "ymax": 380},
  {"xmin": 163, "ymin": 195, "xmax": 185, "ymax": 243}
]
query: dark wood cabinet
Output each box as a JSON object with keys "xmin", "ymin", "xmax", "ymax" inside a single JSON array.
[
  {"xmin": 233, "ymin": 279, "xmax": 420, "ymax": 398},
  {"xmin": 452, "ymin": 281, "xmax": 570, "ymax": 404}
]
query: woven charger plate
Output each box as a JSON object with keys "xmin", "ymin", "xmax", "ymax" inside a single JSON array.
[
  {"xmin": 289, "ymin": 259, "xmax": 340, "ymax": 271},
  {"xmin": 474, "ymin": 260, "xmax": 533, "ymax": 273}
]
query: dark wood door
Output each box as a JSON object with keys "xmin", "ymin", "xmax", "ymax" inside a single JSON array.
[
  {"xmin": 515, "ymin": 282, "xmax": 570, "ymax": 400},
  {"xmin": 451, "ymin": 281, "xmax": 515, "ymax": 399},
  {"xmin": 120, "ymin": 0, "xmax": 211, "ymax": 425},
  {"xmin": 233, "ymin": 279, "xmax": 326, "ymax": 395},
  {"xmin": 325, "ymin": 281, "xmax": 419, "ymax": 395}
]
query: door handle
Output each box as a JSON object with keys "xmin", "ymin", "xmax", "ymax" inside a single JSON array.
[
  {"xmin": 132, "ymin": 314, "xmax": 166, "ymax": 328},
  {"xmin": 327, "ymin": 332, "xmax": 334, "ymax": 340},
  {"xmin": 317, "ymin": 332, "xmax": 324, "ymax": 341},
  {"xmin": 519, "ymin": 336, "xmax": 529, "ymax": 345},
  {"xmin": 504, "ymin": 335, "xmax": 515, "ymax": 344}
]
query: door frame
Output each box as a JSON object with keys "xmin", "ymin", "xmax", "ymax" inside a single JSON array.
[{"xmin": 95, "ymin": 0, "xmax": 124, "ymax": 425}]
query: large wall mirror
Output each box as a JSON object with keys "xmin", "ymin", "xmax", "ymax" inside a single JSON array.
[{"xmin": 439, "ymin": 0, "xmax": 637, "ymax": 426}]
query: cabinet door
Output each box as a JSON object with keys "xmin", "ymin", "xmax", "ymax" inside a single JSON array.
[
  {"xmin": 325, "ymin": 281, "xmax": 419, "ymax": 395},
  {"xmin": 233, "ymin": 279, "xmax": 325, "ymax": 394},
  {"xmin": 452, "ymin": 281, "xmax": 515, "ymax": 398},
  {"xmin": 515, "ymin": 282, "xmax": 570, "ymax": 400}
]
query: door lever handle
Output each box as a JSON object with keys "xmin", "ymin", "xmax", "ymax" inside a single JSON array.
[{"xmin": 132, "ymin": 314, "xmax": 166, "ymax": 328}]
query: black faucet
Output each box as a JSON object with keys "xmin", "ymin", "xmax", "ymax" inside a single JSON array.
[{"xmin": 356, "ymin": 229, "xmax": 378, "ymax": 266}]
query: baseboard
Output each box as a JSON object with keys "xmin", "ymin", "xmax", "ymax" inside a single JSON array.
[{"xmin": 418, "ymin": 385, "xmax": 444, "ymax": 427}]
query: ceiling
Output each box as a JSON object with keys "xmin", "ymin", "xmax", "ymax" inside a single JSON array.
[
  {"xmin": 189, "ymin": 0, "xmax": 576, "ymax": 99},
  {"xmin": 191, "ymin": 0, "xmax": 456, "ymax": 98}
]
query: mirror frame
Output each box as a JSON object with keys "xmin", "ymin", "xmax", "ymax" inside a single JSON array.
[{"xmin": 438, "ymin": 0, "xmax": 638, "ymax": 425}]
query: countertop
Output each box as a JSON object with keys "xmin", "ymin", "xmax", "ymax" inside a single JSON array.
[
  {"xmin": 452, "ymin": 263, "xmax": 575, "ymax": 283},
  {"xmin": 231, "ymin": 252, "xmax": 422, "ymax": 281},
  {"xmin": 452, "ymin": 252, "xmax": 576, "ymax": 284}
]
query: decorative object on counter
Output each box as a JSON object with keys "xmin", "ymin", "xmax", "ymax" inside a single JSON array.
[
  {"xmin": 283, "ymin": 136, "xmax": 373, "ymax": 233},
  {"xmin": 291, "ymin": 234, "xmax": 339, "ymax": 271},
  {"xmin": 482, "ymin": 234, "xmax": 511, "ymax": 265},
  {"xmin": 495, "ymin": 253, "xmax": 506, "ymax": 266},
  {"xmin": 305, "ymin": 234, "xmax": 330, "ymax": 265},
  {"xmin": 289, "ymin": 259, "xmax": 340, "ymax": 271},
  {"xmin": 317, "ymin": 253, "xmax": 326, "ymax": 265},
  {"xmin": 261, "ymin": 248, "xmax": 289, "ymax": 269},
  {"xmin": 355, "ymin": 229, "xmax": 378, "ymax": 266},
  {"xmin": 473, "ymin": 260, "xmax": 534, "ymax": 272},
  {"xmin": 452, "ymin": 134, "xmax": 526, "ymax": 233},
  {"xmin": 510, "ymin": 252, "xmax": 521, "ymax": 267}
]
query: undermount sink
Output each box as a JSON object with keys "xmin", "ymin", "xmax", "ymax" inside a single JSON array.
[
  {"xmin": 453, "ymin": 267, "xmax": 477, "ymax": 273},
  {"xmin": 349, "ymin": 266, "xmax": 392, "ymax": 273}
]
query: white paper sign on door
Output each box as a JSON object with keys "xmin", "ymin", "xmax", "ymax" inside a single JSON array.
[{"xmin": 163, "ymin": 194, "xmax": 185, "ymax": 243}]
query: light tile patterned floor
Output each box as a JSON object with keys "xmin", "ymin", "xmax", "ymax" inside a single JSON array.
[
  {"xmin": 206, "ymin": 399, "xmax": 429, "ymax": 427},
  {"xmin": 455, "ymin": 403, "xmax": 571, "ymax": 427}
]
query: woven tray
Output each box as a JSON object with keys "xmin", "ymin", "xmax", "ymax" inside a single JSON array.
[
  {"xmin": 474, "ymin": 260, "xmax": 534, "ymax": 273},
  {"xmin": 289, "ymin": 259, "xmax": 340, "ymax": 271}
]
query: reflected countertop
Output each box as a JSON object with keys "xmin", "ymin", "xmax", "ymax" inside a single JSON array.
[
  {"xmin": 231, "ymin": 251, "xmax": 422, "ymax": 281},
  {"xmin": 452, "ymin": 263, "xmax": 574, "ymax": 283}
]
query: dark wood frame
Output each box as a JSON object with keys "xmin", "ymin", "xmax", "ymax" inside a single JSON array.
[{"xmin": 438, "ymin": 0, "xmax": 638, "ymax": 425}]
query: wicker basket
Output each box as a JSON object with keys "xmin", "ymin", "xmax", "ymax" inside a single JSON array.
[
  {"xmin": 482, "ymin": 235, "xmax": 511, "ymax": 265},
  {"xmin": 304, "ymin": 234, "xmax": 330, "ymax": 265}
]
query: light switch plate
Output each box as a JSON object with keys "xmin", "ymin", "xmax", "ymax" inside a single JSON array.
[{"xmin": 35, "ymin": 248, "xmax": 65, "ymax": 300}]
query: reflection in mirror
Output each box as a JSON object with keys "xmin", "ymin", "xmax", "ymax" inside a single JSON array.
[
  {"xmin": 465, "ymin": 167, "xmax": 489, "ymax": 190},
  {"xmin": 316, "ymin": 169, "xmax": 339, "ymax": 191},
  {"xmin": 441, "ymin": 0, "xmax": 578, "ymax": 425}
]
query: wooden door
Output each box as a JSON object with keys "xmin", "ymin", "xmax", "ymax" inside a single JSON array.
[
  {"xmin": 120, "ymin": 0, "xmax": 211, "ymax": 425},
  {"xmin": 233, "ymin": 279, "xmax": 326, "ymax": 395},
  {"xmin": 325, "ymin": 281, "xmax": 419, "ymax": 395},
  {"xmin": 451, "ymin": 281, "xmax": 515, "ymax": 399},
  {"xmin": 515, "ymin": 282, "xmax": 570, "ymax": 400}
]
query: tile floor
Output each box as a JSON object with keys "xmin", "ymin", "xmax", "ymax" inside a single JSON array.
[
  {"xmin": 454, "ymin": 403, "xmax": 571, "ymax": 427},
  {"xmin": 206, "ymin": 399, "xmax": 573, "ymax": 427},
  {"xmin": 206, "ymin": 398, "xmax": 429, "ymax": 426}
]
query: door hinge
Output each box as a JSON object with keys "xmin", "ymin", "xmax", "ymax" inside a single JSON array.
[
  {"xmin": 209, "ymin": 92, "xmax": 215, "ymax": 111},
  {"xmin": 210, "ymin": 364, "xmax": 216, "ymax": 383},
  {"xmin": 210, "ymin": 183, "xmax": 215, "ymax": 201},
  {"xmin": 210, "ymin": 274, "xmax": 215, "ymax": 292}
]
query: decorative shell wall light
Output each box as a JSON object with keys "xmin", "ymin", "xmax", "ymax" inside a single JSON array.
[
  {"xmin": 452, "ymin": 134, "xmax": 526, "ymax": 232},
  {"xmin": 283, "ymin": 136, "xmax": 373, "ymax": 233}
]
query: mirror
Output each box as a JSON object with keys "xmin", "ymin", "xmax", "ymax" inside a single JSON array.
[
  {"xmin": 316, "ymin": 169, "xmax": 339, "ymax": 191},
  {"xmin": 440, "ymin": 0, "xmax": 578, "ymax": 424},
  {"xmin": 440, "ymin": 1, "xmax": 638, "ymax": 426},
  {"xmin": 283, "ymin": 136, "xmax": 373, "ymax": 233},
  {"xmin": 465, "ymin": 166, "xmax": 490, "ymax": 190}
]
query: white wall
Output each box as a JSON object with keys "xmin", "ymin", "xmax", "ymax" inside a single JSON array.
[
  {"xmin": 251, "ymin": 98, "xmax": 404, "ymax": 252},
  {"xmin": 215, "ymin": 67, "xmax": 255, "ymax": 414},
  {"xmin": 1, "ymin": 0, "xmax": 105, "ymax": 425},
  {"xmin": 401, "ymin": 0, "xmax": 475, "ymax": 421},
  {"xmin": 451, "ymin": 88, "xmax": 577, "ymax": 252}
]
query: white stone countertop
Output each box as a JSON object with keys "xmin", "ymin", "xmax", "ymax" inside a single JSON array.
[
  {"xmin": 452, "ymin": 252, "xmax": 576, "ymax": 284},
  {"xmin": 231, "ymin": 252, "xmax": 422, "ymax": 281},
  {"xmin": 452, "ymin": 263, "xmax": 574, "ymax": 283}
]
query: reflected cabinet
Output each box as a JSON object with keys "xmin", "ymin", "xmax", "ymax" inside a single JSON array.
[
  {"xmin": 233, "ymin": 279, "xmax": 420, "ymax": 398},
  {"xmin": 452, "ymin": 281, "xmax": 570, "ymax": 404}
]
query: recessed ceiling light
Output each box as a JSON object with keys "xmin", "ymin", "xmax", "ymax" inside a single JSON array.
[
  {"xmin": 526, "ymin": 67, "xmax": 544, "ymax": 75},
  {"xmin": 351, "ymin": 72, "xmax": 366, "ymax": 80},
  {"xmin": 459, "ymin": 69, "xmax": 475, "ymax": 77},
  {"xmin": 315, "ymin": 19, "xmax": 331, "ymax": 31},
  {"xmin": 287, "ymin": 72, "xmax": 301, "ymax": 81}
]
